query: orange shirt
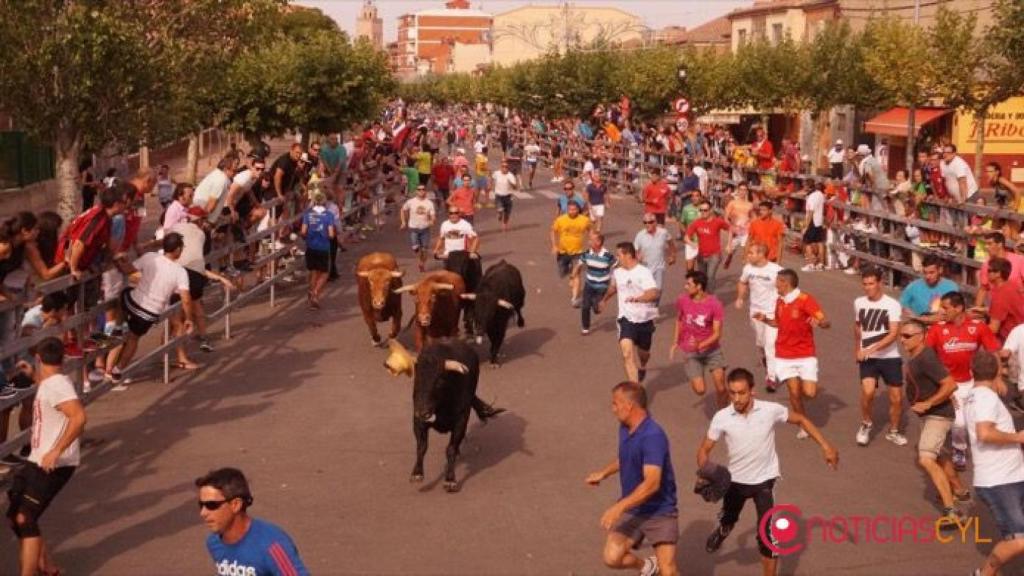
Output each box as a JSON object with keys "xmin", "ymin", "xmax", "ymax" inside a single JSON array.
[
  {"xmin": 774, "ymin": 290, "xmax": 825, "ymax": 359},
  {"xmin": 449, "ymin": 185, "xmax": 475, "ymax": 216},
  {"xmin": 749, "ymin": 217, "xmax": 786, "ymax": 261}
]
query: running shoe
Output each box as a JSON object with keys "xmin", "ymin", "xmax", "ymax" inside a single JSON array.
[
  {"xmin": 796, "ymin": 428, "xmax": 809, "ymax": 440},
  {"xmin": 705, "ymin": 524, "xmax": 733, "ymax": 553},
  {"xmin": 640, "ymin": 556, "xmax": 660, "ymax": 576},
  {"xmin": 856, "ymin": 422, "xmax": 872, "ymax": 446},
  {"xmin": 885, "ymin": 429, "xmax": 909, "ymax": 446}
]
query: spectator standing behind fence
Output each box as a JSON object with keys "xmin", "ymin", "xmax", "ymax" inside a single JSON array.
[
  {"xmin": 980, "ymin": 257, "xmax": 1024, "ymax": 343},
  {"xmin": 685, "ymin": 200, "xmax": 730, "ymax": 293},
  {"xmin": 56, "ymin": 185, "xmax": 126, "ymax": 280},
  {"xmin": 108, "ymin": 233, "xmax": 194, "ymax": 389},
  {"xmin": 974, "ymin": 233, "xmax": 1024, "ymax": 308},
  {"xmin": 826, "ymin": 139, "xmax": 845, "ymax": 179},
  {"xmin": 940, "ymin": 144, "xmax": 978, "ymax": 206},
  {"xmin": 801, "ymin": 183, "xmax": 827, "ymax": 272},
  {"xmin": 196, "ymin": 467, "xmax": 309, "ymax": 576},
  {"xmin": 855, "ymin": 145, "xmax": 889, "ymax": 197},
  {"xmin": 6, "ymin": 337, "xmax": 85, "ymax": 576},
  {"xmin": 155, "ymin": 164, "xmax": 174, "ymax": 210},
  {"xmin": 193, "ymin": 158, "xmax": 237, "ymax": 226},
  {"xmin": 900, "ymin": 255, "xmax": 958, "ymax": 324}
]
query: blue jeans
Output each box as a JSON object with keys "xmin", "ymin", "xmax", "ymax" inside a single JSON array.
[
  {"xmin": 581, "ymin": 284, "xmax": 607, "ymax": 330},
  {"xmin": 409, "ymin": 228, "xmax": 430, "ymax": 251},
  {"xmin": 977, "ymin": 481, "xmax": 1024, "ymax": 539},
  {"xmin": 697, "ymin": 253, "xmax": 722, "ymax": 292}
]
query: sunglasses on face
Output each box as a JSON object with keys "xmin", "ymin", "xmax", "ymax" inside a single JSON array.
[
  {"xmin": 448, "ymin": 212, "xmax": 460, "ymax": 216},
  {"xmin": 699, "ymin": 208, "xmax": 710, "ymax": 213},
  {"xmin": 643, "ymin": 220, "xmax": 656, "ymax": 224},
  {"xmin": 198, "ymin": 499, "xmax": 229, "ymax": 511},
  {"xmin": 899, "ymin": 332, "xmax": 921, "ymax": 339}
]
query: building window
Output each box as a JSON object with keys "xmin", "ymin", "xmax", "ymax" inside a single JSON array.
[
  {"xmin": 772, "ymin": 23, "xmax": 783, "ymax": 45},
  {"xmin": 836, "ymin": 112, "xmax": 847, "ymax": 132},
  {"xmin": 752, "ymin": 17, "xmax": 766, "ymax": 42},
  {"xmin": 737, "ymin": 29, "xmax": 747, "ymax": 47}
]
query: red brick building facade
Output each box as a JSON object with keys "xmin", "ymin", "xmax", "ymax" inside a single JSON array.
[{"xmin": 392, "ymin": 0, "xmax": 493, "ymax": 78}]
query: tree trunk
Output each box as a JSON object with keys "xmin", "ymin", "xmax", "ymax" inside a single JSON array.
[
  {"xmin": 139, "ymin": 144, "xmax": 150, "ymax": 170},
  {"xmin": 974, "ymin": 111, "xmax": 987, "ymax": 180},
  {"xmin": 186, "ymin": 133, "xmax": 199, "ymax": 184},
  {"xmin": 54, "ymin": 131, "xmax": 81, "ymax": 225},
  {"xmin": 905, "ymin": 105, "xmax": 916, "ymax": 177}
]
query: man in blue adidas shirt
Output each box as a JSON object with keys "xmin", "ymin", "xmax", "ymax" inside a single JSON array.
[
  {"xmin": 197, "ymin": 467, "xmax": 309, "ymax": 576},
  {"xmin": 575, "ymin": 231, "xmax": 617, "ymax": 335},
  {"xmin": 301, "ymin": 193, "xmax": 337, "ymax": 310}
]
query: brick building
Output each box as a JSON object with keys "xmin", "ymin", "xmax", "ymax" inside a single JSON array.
[{"xmin": 391, "ymin": 0, "xmax": 493, "ymax": 79}]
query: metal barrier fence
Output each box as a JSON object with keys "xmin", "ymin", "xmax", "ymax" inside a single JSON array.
[
  {"xmin": 0, "ymin": 188, "xmax": 377, "ymax": 468},
  {"xmin": 494, "ymin": 121, "xmax": 1002, "ymax": 293}
]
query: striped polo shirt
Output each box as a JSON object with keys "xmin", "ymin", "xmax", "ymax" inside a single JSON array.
[{"xmin": 581, "ymin": 248, "xmax": 617, "ymax": 290}]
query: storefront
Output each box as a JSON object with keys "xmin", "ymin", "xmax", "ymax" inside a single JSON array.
[
  {"xmin": 863, "ymin": 107, "xmax": 953, "ymax": 178},
  {"xmin": 953, "ymin": 96, "xmax": 1024, "ymax": 184}
]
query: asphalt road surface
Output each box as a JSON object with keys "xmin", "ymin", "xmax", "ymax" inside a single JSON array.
[{"xmin": 2, "ymin": 160, "xmax": 1018, "ymax": 575}]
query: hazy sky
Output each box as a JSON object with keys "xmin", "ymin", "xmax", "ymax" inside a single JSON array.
[{"xmin": 295, "ymin": 1, "xmax": 750, "ymax": 41}]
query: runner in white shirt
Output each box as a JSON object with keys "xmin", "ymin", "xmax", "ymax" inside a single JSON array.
[
  {"xmin": 434, "ymin": 210, "xmax": 479, "ymax": 258},
  {"xmin": 599, "ymin": 243, "xmax": 659, "ymax": 383},
  {"xmin": 490, "ymin": 161, "xmax": 518, "ymax": 233},
  {"xmin": 401, "ymin": 185, "xmax": 436, "ymax": 271},
  {"xmin": 735, "ymin": 243, "xmax": 782, "ymax": 389},
  {"xmin": 853, "ymin": 269, "xmax": 906, "ymax": 447},
  {"xmin": 698, "ymin": 368, "xmax": 838, "ymax": 576},
  {"xmin": 8, "ymin": 337, "xmax": 86, "ymax": 576},
  {"xmin": 1000, "ymin": 323, "xmax": 1024, "ymax": 413},
  {"xmin": 963, "ymin": 351, "xmax": 1024, "ymax": 576},
  {"xmin": 524, "ymin": 141, "xmax": 541, "ymax": 190}
]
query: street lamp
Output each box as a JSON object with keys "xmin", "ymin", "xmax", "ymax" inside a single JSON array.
[{"xmin": 677, "ymin": 66, "xmax": 687, "ymax": 83}]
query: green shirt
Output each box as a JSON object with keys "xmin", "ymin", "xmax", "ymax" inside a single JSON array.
[
  {"xmin": 681, "ymin": 203, "xmax": 700, "ymax": 228},
  {"xmin": 402, "ymin": 167, "xmax": 420, "ymax": 196},
  {"xmin": 320, "ymin": 144, "xmax": 346, "ymax": 173}
]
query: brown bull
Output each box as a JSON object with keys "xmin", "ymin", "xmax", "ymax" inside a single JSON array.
[
  {"xmin": 393, "ymin": 270, "xmax": 467, "ymax": 351},
  {"xmin": 356, "ymin": 252, "xmax": 404, "ymax": 346}
]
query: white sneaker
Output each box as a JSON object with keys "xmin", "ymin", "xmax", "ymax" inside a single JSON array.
[
  {"xmin": 800, "ymin": 264, "xmax": 817, "ymax": 272},
  {"xmin": 111, "ymin": 383, "xmax": 130, "ymax": 392},
  {"xmin": 856, "ymin": 422, "xmax": 872, "ymax": 446},
  {"xmin": 581, "ymin": 328, "xmax": 590, "ymax": 335},
  {"xmin": 640, "ymin": 556, "xmax": 660, "ymax": 576},
  {"xmin": 796, "ymin": 428, "xmax": 809, "ymax": 439},
  {"xmin": 87, "ymin": 368, "xmax": 106, "ymax": 384},
  {"xmin": 885, "ymin": 429, "xmax": 909, "ymax": 446},
  {"xmin": 844, "ymin": 267, "xmax": 858, "ymax": 275}
]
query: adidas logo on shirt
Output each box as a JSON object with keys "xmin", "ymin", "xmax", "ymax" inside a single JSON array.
[{"xmin": 216, "ymin": 560, "xmax": 257, "ymax": 576}]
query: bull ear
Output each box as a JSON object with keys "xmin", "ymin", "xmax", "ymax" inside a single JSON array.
[
  {"xmin": 433, "ymin": 283, "xmax": 455, "ymax": 291},
  {"xmin": 444, "ymin": 360, "xmax": 469, "ymax": 375},
  {"xmin": 460, "ymin": 293, "xmax": 477, "ymax": 301},
  {"xmin": 497, "ymin": 299, "xmax": 514, "ymax": 310},
  {"xmin": 390, "ymin": 270, "xmax": 404, "ymax": 278},
  {"xmin": 393, "ymin": 283, "xmax": 418, "ymax": 294},
  {"xmin": 357, "ymin": 271, "xmax": 370, "ymax": 278}
]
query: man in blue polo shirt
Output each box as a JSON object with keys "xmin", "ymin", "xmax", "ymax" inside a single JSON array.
[
  {"xmin": 900, "ymin": 254, "xmax": 958, "ymax": 324},
  {"xmin": 575, "ymin": 231, "xmax": 617, "ymax": 335},
  {"xmin": 587, "ymin": 381, "xmax": 678, "ymax": 576}
]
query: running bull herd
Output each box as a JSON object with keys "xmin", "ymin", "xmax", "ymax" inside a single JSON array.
[{"xmin": 357, "ymin": 251, "xmax": 526, "ymax": 492}]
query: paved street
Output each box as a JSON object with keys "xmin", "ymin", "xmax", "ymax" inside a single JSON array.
[{"xmin": 1, "ymin": 162, "xmax": 1018, "ymax": 575}]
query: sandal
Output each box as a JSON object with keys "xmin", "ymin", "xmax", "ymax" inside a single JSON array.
[{"xmin": 175, "ymin": 361, "xmax": 200, "ymax": 370}]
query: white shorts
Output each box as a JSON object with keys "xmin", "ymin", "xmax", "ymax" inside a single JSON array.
[
  {"xmin": 954, "ymin": 379, "xmax": 974, "ymax": 428},
  {"xmin": 775, "ymin": 357, "xmax": 818, "ymax": 383},
  {"xmin": 750, "ymin": 316, "xmax": 777, "ymax": 349},
  {"xmin": 729, "ymin": 234, "xmax": 749, "ymax": 252},
  {"xmin": 684, "ymin": 244, "xmax": 699, "ymax": 261},
  {"xmin": 102, "ymin": 269, "xmax": 125, "ymax": 301},
  {"xmin": 591, "ymin": 204, "xmax": 606, "ymax": 219}
]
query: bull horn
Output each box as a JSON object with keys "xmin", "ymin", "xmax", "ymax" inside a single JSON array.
[
  {"xmin": 497, "ymin": 299, "xmax": 514, "ymax": 310},
  {"xmin": 433, "ymin": 283, "xmax": 455, "ymax": 291},
  {"xmin": 357, "ymin": 271, "xmax": 370, "ymax": 278},
  {"xmin": 444, "ymin": 360, "xmax": 469, "ymax": 375},
  {"xmin": 393, "ymin": 283, "xmax": 418, "ymax": 294},
  {"xmin": 390, "ymin": 270, "xmax": 404, "ymax": 278},
  {"xmin": 384, "ymin": 340, "xmax": 416, "ymax": 377},
  {"xmin": 460, "ymin": 293, "xmax": 477, "ymax": 301}
]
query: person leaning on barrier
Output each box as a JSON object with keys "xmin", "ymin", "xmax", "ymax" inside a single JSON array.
[{"xmin": 56, "ymin": 184, "xmax": 128, "ymax": 281}]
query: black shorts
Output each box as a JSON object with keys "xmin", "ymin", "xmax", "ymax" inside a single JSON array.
[
  {"xmin": 617, "ymin": 318, "xmax": 655, "ymax": 351},
  {"xmin": 803, "ymin": 225, "xmax": 826, "ymax": 244},
  {"xmin": 121, "ymin": 289, "xmax": 159, "ymax": 337},
  {"xmin": 653, "ymin": 212, "xmax": 666, "ymax": 225},
  {"xmin": 556, "ymin": 253, "xmax": 580, "ymax": 278},
  {"xmin": 305, "ymin": 249, "xmax": 330, "ymax": 272},
  {"xmin": 496, "ymin": 194, "xmax": 513, "ymax": 215},
  {"xmin": 720, "ymin": 479, "xmax": 777, "ymax": 558},
  {"xmin": 859, "ymin": 357, "xmax": 904, "ymax": 386},
  {"xmin": 6, "ymin": 462, "xmax": 75, "ymax": 538},
  {"xmin": 170, "ymin": 268, "xmax": 208, "ymax": 303}
]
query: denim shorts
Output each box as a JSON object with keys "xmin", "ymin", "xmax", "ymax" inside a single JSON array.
[
  {"xmin": 409, "ymin": 228, "xmax": 430, "ymax": 251},
  {"xmin": 977, "ymin": 481, "xmax": 1024, "ymax": 540}
]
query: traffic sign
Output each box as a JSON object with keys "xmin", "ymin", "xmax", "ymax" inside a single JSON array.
[{"xmin": 673, "ymin": 98, "xmax": 690, "ymax": 114}]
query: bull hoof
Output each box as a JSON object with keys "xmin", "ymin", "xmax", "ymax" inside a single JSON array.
[
  {"xmin": 410, "ymin": 474, "xmax": 424, "ymax": 483},
  {"xmin": 443, "ymin": 480, "xmax": 461, "ymax": 493}
]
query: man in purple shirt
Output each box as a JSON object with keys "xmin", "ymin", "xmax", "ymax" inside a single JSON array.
[{"xmin": 671, "ymin": 270, "xmax": 727, "ymax": 408}]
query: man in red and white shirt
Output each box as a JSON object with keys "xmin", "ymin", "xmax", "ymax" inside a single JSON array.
[
  {"xmin": 753, "ymin": 269, "xmax": 830, "ymax": 439},
  {"xmin": 974, "ymin": 232, "xmax": 1024, "ymax": 307},
  {"xmin": 642, "ymin": 169, "xmax": 670, "ymax": 225}
]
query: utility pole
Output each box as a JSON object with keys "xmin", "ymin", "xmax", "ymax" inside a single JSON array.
[{"xmin": 905, "ymin": 0, "xmax": 921, "ymax": 176}]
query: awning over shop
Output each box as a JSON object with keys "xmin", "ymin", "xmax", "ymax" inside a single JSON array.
[
  {"xmin": 864, "ymin": 107, "xmax": 952, "ymax": 137},
  {"xmin": 696, "ymin": 113, "xmax": 741, "ymax": 125}
]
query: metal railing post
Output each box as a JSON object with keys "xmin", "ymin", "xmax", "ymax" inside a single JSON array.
[{"xmin": 162, "ymin": 318, "xmax": 170, "ymax": 385}]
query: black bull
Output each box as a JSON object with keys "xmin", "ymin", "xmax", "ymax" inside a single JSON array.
[
  {"xmin": 444, "ymin": 250, "xmax": 482, "ymax": 334},
  {"xmin": 463, "ymin": 260, "xmax": 526, "ymax": 365}
]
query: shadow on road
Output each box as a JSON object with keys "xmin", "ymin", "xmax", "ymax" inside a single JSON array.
[{"xmin": 500, "ymin": 327, "xmax": 556, "ymax": 362}]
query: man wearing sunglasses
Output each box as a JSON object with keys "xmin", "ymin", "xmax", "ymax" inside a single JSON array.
[{"xmin": 197, "ymin": 467, "xmax": 309, "ymax": 576}]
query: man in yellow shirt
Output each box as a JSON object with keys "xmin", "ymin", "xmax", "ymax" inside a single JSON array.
[
  {"xmin": 475, "ymin": 149, "xmax": 491, "ymax": 207},
  {"xmin": 414, "ymin": 147, "xmax": 433, "ymax": 187},
  {"xmin": 550, "ymin": 202, "xmax": 592, "ymax": 307}
]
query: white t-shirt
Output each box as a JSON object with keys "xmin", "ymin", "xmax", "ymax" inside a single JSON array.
[
  {"xmin": 941, "ymin": 156, "xmax": 978, "ymax": 203},
  {"xmin": 491, "ymin": 171, "xmax": 517, "ymax": 197},
  {"xmin": 169, "ymin": 222, "xmax": 208, "ymax": 274},
  {"xmin": 29, "ymin": 374, "xmax": 81, "ymax": 468},
  {"xmin": 740, "ymin": 262, "xmax": 782, "ymax": 316},
  {"xmin": 232, "ymin": 169, "xmax": 256, "ymax": 195},
  {"xmin": 693, "ymin": 165, "xmax": 708, "ymax": 195},
  {"xmin": 132, "ymin": 251, "xmax": 190, "ymax": 314},
  {"xmin": 707, "ymin": 399, "xmax": 789, "ymax": 485},
  {"xmin": 402, "ymin": 197, "xmax": 435, "ymax": 230},
  {"xmin": 805, "ymin": 190, "xmax": 825, "ymax": 227},
  {"xmin": 525, "ymin": 144, "xmax": 541, "ymax": 162},
  {"xmin": 827, "ymin": 147, "xmax": 845, "ymax": 164},
  {"xmin": 193, "ymin": 169, "xmax": 231, "ymax": 206},
  {"xmin": 1003, "ymin": 324, "xmax": 1024, "ymax": 391},
  {"xmin": 964, "ymin": 386, "xmax": 1024, "ymax": 488},
  {"xmin": 439, "ymin": 219, "xmax": 476, "ymax": 256},
  {"xmin": 854, "ymin": 294, "xmax": 902, "ymax": 359},
  {"xmin": 613, "ymin": 265, "xmax": 659, "ymax": 323}
]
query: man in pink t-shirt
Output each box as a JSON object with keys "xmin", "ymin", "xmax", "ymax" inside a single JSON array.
[
  {"xmin": 685, "ymin": 199, "xmax": 731, "ymax": 292},
  {"xmin": 671, "ymin": 270, "xmax": 727, "ymax": 408},
  {"xmin": 975, "ymin": 232, "xmax": 1024, "ymax": 307}
]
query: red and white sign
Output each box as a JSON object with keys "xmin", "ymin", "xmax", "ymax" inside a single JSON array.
[{"xmin": 673, "ymin": 98, "xmax": 690, "ymax": 114}]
